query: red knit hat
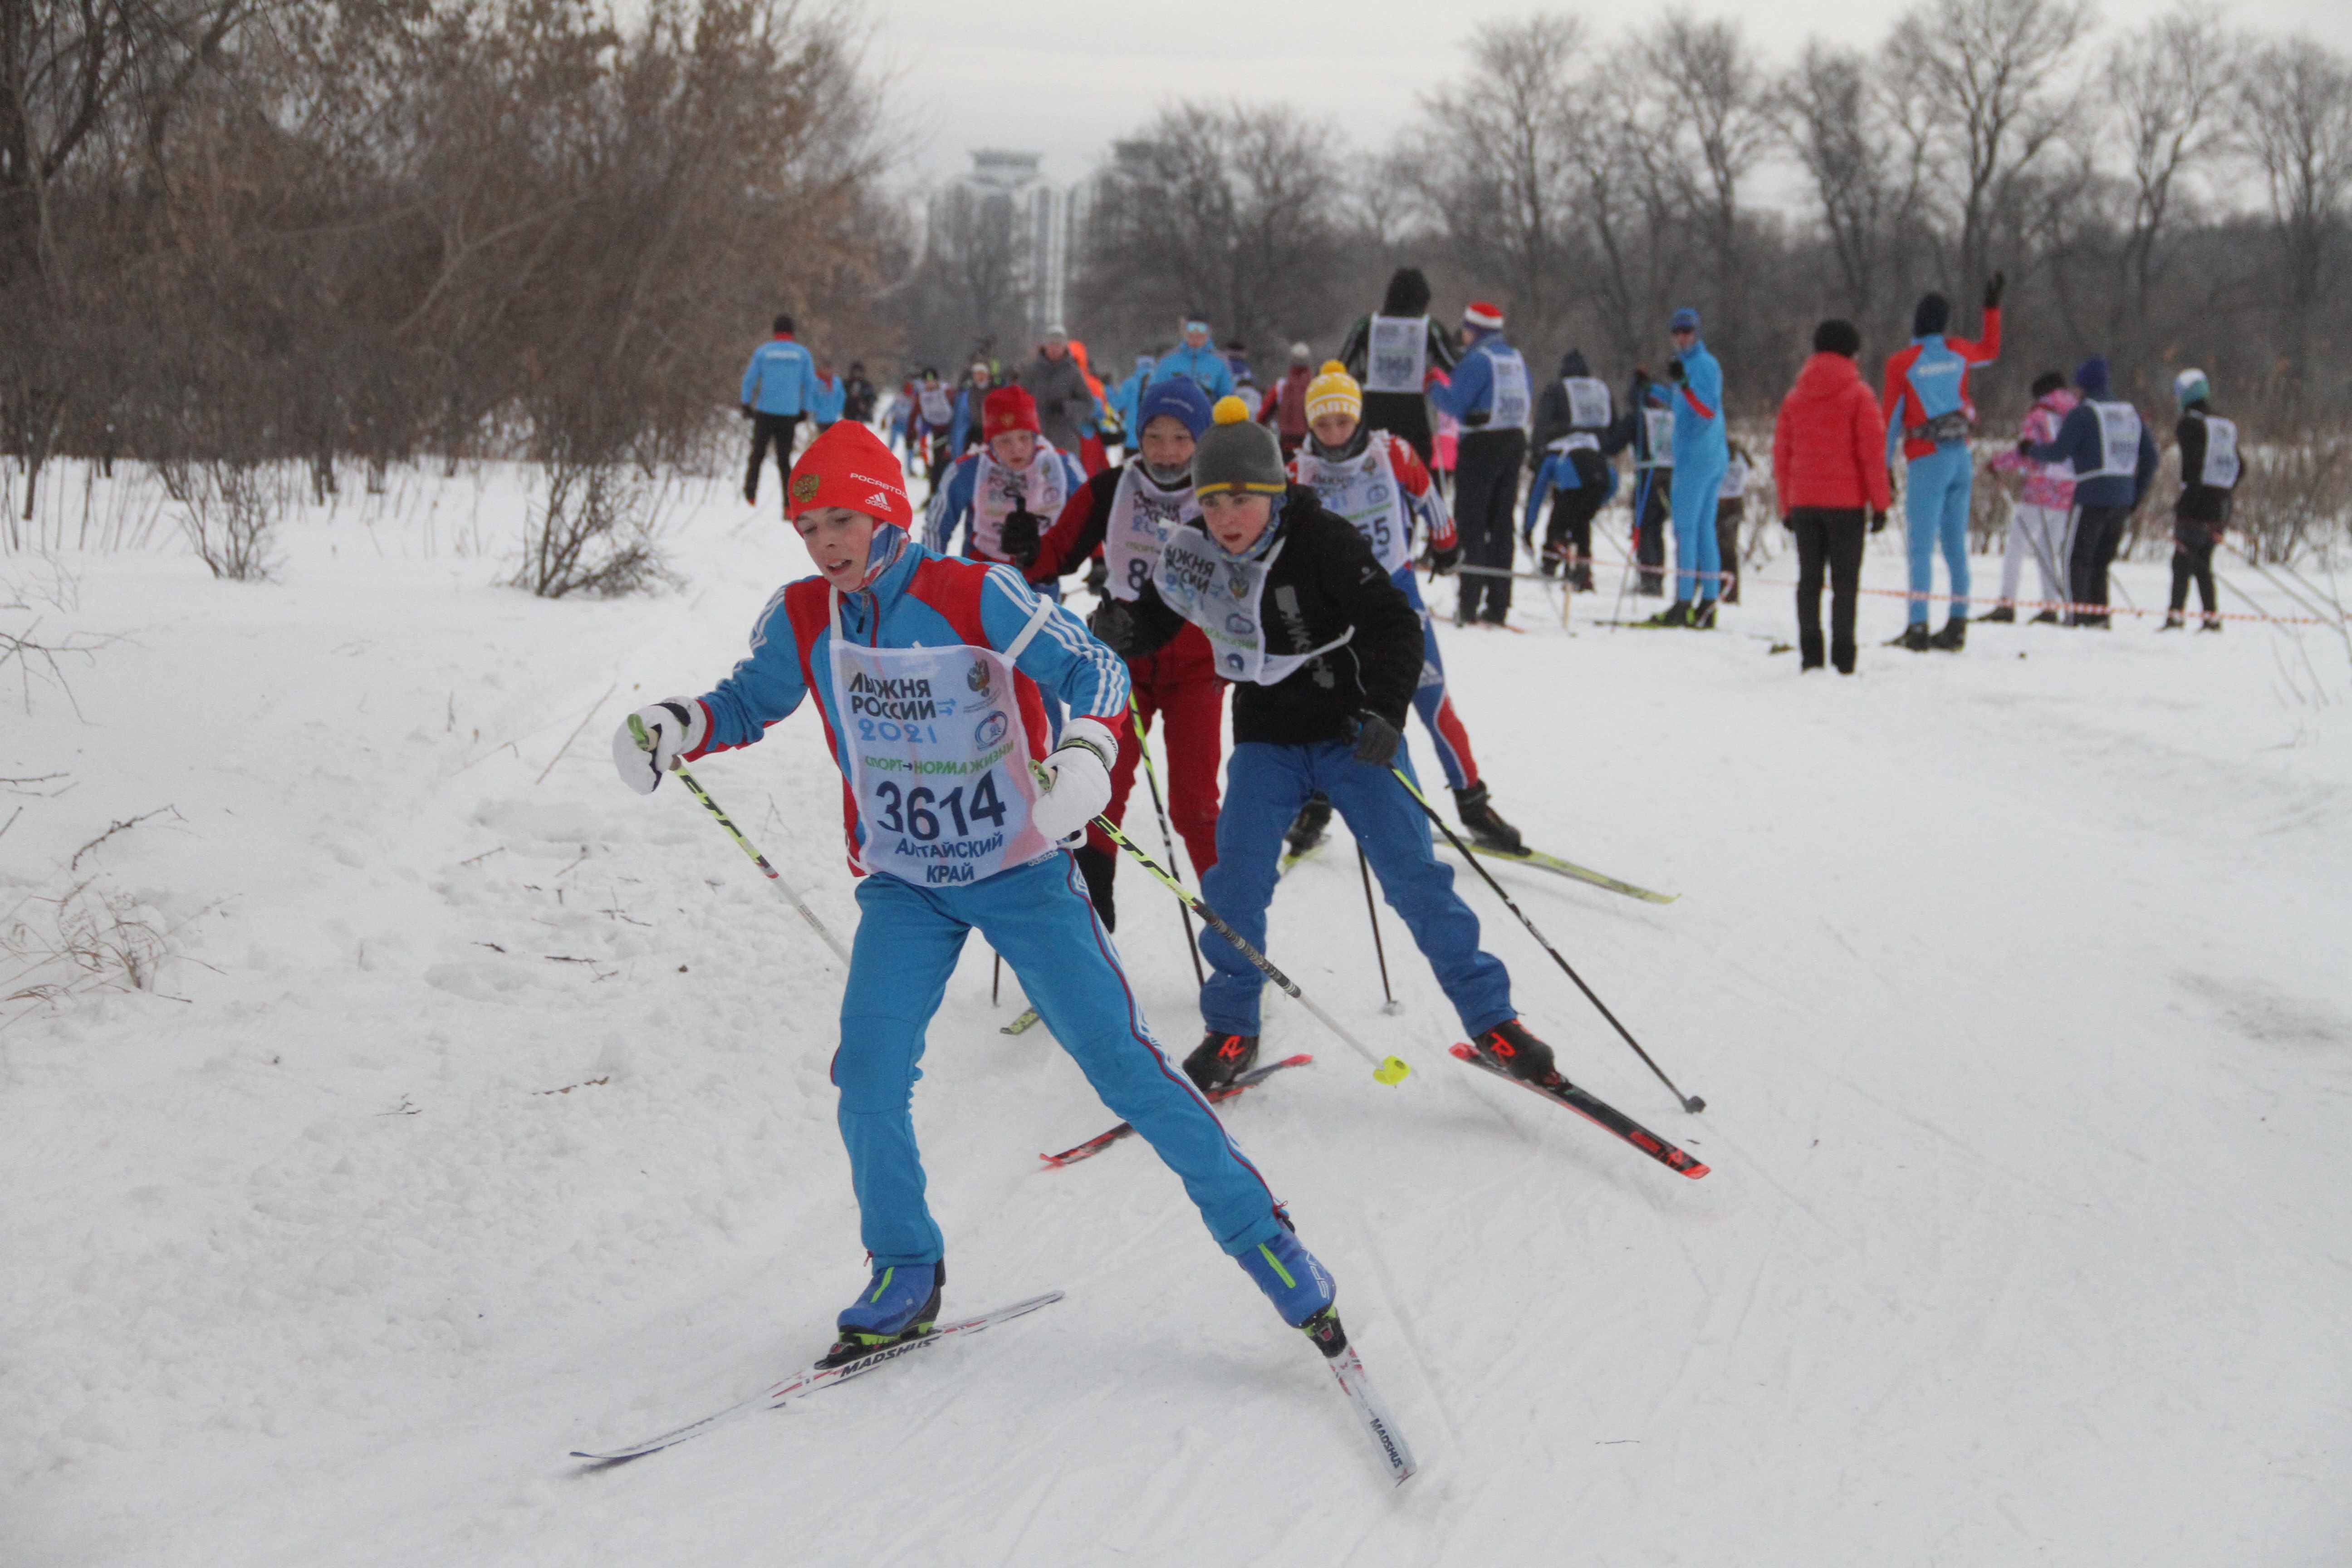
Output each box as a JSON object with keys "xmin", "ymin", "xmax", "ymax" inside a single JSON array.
[
  {"xmin": 1464, "ymin": 301, "xmax": 1504, "ymax": 330},
  {"xmin": 983, "ymin": 384, "xmax": 1041, "ymax": 439},
  {"xmin": 785, "ymin": 421, "xmax": 911, "ymax": 525}
]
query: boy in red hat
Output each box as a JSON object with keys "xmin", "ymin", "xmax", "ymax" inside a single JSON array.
[
  {"xmin": 611, "ymin": 421, "xmax": 1340, "ymax": 1361},
  {"xmin": 922, "ymin": 384, "xmax": 1088, "ymax": 595}
]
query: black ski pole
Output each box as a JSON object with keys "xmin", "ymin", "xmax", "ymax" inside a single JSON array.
[
  {"xmin": 1129, "ymin": 698, "xmax": 1206, "ymax": 987},
  {"xmin": 992, "ymin": 952, "xmax": 1002, "ymax": 1007},
  {"xmin": 1389, "ymin": 766, "xmax": 1705, "ymax": 1114},
  {"xmin": 1356, "ymin": 842, "xmax": 1400, "ymax": 1015}
]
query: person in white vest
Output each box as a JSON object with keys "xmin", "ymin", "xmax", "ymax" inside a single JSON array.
[
  {"xmin": 2018, "ymin": 356, "xmax": 2159, "ymax": 628},
  {"xmin": 1713, "ymin": 440, "xmax": 1754, "ymax": 604},
  {"xmin": 1525, "ymin": 349, "xmax": 1614, "ymax": 589},
  {"xmin": 923, "ymin": 385, "xmax": 1087, "ymax": 598},
  {"xmin": 2163, "ymin": 368, "xmax": 2238, "ymax": 632},
  {"xmin": 908, "ymin": 367, "xmax": 957, "ymax": 491},
  {"xmin": 1426, "ymin": 301, "xmax": 1533, "ymax": 627},
  {"xmin": 1336, "ymin": 267, "xmax": 1459, "ymax": 466}
]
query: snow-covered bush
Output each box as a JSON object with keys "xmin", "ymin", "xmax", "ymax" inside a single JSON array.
[
  {"xmin": 159, "ymin": 460, "xmax": 283, "ymax": 583},
  {"xmin": 508, "ymin": 456, "xmax": 680, "ymax": 600}
]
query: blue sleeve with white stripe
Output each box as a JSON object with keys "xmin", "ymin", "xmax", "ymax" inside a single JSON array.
[
  {"xmin": 696, "ymin": 588, "xmax": 810, "ymax": 752},
  {"xmin": 924, "ymin": 460, "xmax": 974, "ymax": 554},
  {"xmin": 978, "ymin": 565, "xmax": 1130, "ymax": 721}
]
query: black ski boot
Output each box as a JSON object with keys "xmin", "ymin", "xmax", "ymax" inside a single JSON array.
[
  {"xmin": 1643, "ymin": 600, "xmax": 1690, "ymax": 629},
  {"xmin": 1980, "ymin": 605, "xmax": 2016, "ymax": 623},
  {"xmin": 1452, "ymin": 781, "xmax": 1524, "ymax": 854},
  {"xmin": 1285, "ymin": 795, "xmax": 1332, "ymax": 859},
  {"xmin": 2029, "ymin": 609, "xmax": 2060, "ymax": 624},
  {"xmin": 1928, "ymin": 616, "xmax": 1967, "ymax": 651},
  {"xmin": 1471, "ymin": 1019, "xmax": 1558, "ymax": 1084},
  {"xmin": 1183, "ymin": 1031, "xmax": 1259, "ymax": 1093},
  {"xmin": 2198, "ymin": 617, "xmax": 2224, "ymax": 633},
  {"xmin": 1890, "ymin": 622, "xmax": 1931, "ymax": 652},
  {"xmin": 1691, "ymin": 598, "xmax": 1718, "ymax": 630},
  {"xmin": 2159, "ymin": 613, "xmax": 2184, "ymax": 632},
  {"xmin": 1072, "ymin": 844, "xmax": 1117, "ymax": 932}
]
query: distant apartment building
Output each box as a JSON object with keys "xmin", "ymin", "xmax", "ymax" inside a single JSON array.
[{"xmin": 925, "ymin": 150, "xmax": 1088, "ymax": 345}]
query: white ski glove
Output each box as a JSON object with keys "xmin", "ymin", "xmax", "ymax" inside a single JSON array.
[
  {"xmin": 612, "ymin": 700, "xmax": 707, "ymax": 794},
  {"xmin": 1028, "ymin": 717, "xmax": 1117, "ymax": 845}
]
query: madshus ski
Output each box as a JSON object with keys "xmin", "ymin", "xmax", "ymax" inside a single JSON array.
[
  {"xmin": 571, "ymin": 1291, "xmax": 1064, "ymax": 1463},
  {"xmin": 1042, "ymin": 1054, "xmax": 1313, "ymax": 1168},
  {"xmin": 1304, "ymin": 1309, "xmax": 1418, "ymax": 1486},
  {"xmin": 1451, "ymin": 1044, "xmax": 1710, "ymax": 1179},
  {"xmin": 1440, "ymin": 841, "xmax": 1678, "ymax": 904}
]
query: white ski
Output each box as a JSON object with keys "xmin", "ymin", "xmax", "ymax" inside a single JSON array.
[
  {"xmin": 1305, "ymin": 1315, "xmax": 1419, "ymax": 1486},
  {"xmin": 571, "ymin": 1290, "xmax": 1065, "ymax": 1463}
]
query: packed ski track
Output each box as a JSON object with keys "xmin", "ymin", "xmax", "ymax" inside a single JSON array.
[{"xmin": 5, "ymin": 461, "xmax": 2347, "ymax": 1565}]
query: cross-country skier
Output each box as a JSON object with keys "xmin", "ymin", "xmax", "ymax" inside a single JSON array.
[
  {"xmin": 1007, "ymin": 376, "xmax": 1226, "ymax": 928},
  {"xmin": 1287, "ymin": 361, "xmax": 1523, "ymax": 853},
  {"xmin": 1259, "ymin": 343, "xmax": 1315, "ymax": 459},
  {"xmin": 610, "ymin": 420, "xmax": 1338, "ymax": 1357},
  {"xmin": 1335, "ymin": 267, "xmax": 1459, "ymax": 466},
  {"xmin": 2162, "ymin": 367, "xmax": 2238, "ymax": 632},
  {"xmin": 1984, "ymin": 371, "xmax": 2079, "ymax": 623},
  {"xmin": 1642, "ymin": 308, "xmax": 1728, "ymax": 628},
  {"xmin": 1772, "ymin": 318, "xmax": 1892, "ymax": 674},
  {"xmin": 740, "ymin": 313, "xmax": 821, "ymax": 505},
  {"xmin": 1604, "ymin": 375, "xmax": 1674, "ymax": 597},
  {"xmin": 843, "ymin": 363, "xmax": 878, "ymax": 425},
  {"xmin": 1525, "ymin": 350, "xmax": 1614, "ymax": 588},
  {"xmin": 1149, "ymin": 313, "xmax": 1238, "ymax": 402},
  {"xmin": 909, "ymin": 368, "xmax": 957, "ymax": 491},
  {"xmin": 1116, "ymin": 397, "xmax": 1561, "ymax": 1096},
  {"xmin": 926, "ymin": 386, "xmax": 1087, "ymax": 590},
  {"xmin": 1017, "ymin": 326, "xmax": 1098, "ymax": 458},
  {"xmin": 948, "ymin": 362, "xmax": 995, "ymax": 458},
  {"xmin": 2019, "ymin": 356, "xmax": 2158, "ymax": 629},
  {"xmin": 1426, "ymin": 302, "xmax": 1532, "ymax": 627},
  {"xmin": 1107, "ymin": 354, "xmax": 1156, "ymax": 449},
  {"xmin": 811, "ymin": 358, "xmax": 846, "ymax": 433},
  {"xmin": 1882, "ymin": 274, "xmax": 2004, "ymax": 650}
]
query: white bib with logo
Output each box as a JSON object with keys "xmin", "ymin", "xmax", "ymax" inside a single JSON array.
[
  {"xmin": 1563, "ymin": 377, "xmax": 1612, "ymax": 429},
  {"xmin": 2199, "ymin": 415, "xmax": 2240, "ymax": 489},
  {"xmin": 1297, "ymin": 441, "xmax": 1411, "ymax": 574},
  {"xmin": 972, "ymin": 446, "xmax": 1071, "ymax": 560},
  {"xmin": 1639, "ymin": 407, "xmax": 1676, "ymax": 468},
  {"xmin": 827, "ymin": 593, "xmax": 1054, "ymax": 887},
  {"xmin": 1364, "ymin": 315, "xmax": 1429, "ymax": 394},
  {"xmin": 1153, "ymin": 526, "xmax": 1353, "ymax": 686},
  {"xmin": 918, "ymin": 386, "xmax": 953, "ymax": 426},
  {"xmin": 1486, "ymin": 348, "xmax": 1532, "ymax": 433},
  {"xmin": 2087, "ymin": 400, "xmax": 2144, "ymax": 480},
  {"xmin": 1104, "ymin": 465, "xmax": 1197, "ymax": 602}
]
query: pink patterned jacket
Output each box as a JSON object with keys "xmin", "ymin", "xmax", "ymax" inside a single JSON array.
[{"xmin": 1989, "ymin": 389, "xmax": 2080, "ymax": 509}]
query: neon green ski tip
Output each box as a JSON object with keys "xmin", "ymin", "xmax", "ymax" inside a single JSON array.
[{"xmin": 1374, "ymin": 1055, "xmax": 1411, "ymax": 1085}]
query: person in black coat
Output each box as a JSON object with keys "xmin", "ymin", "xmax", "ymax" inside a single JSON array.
[{"xmin": 2162, "ymin": 368, "xmax": 2239, "ymax": 632}]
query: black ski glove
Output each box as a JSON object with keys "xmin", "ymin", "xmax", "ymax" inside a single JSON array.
[
  {"xmin": 1428, "ymin": 540, "xmax": 1463, "ymax": 575},
  {"xmin": 2015, "ymin": 438, "xmax": 2035, "ymax": 459},
  {"xmin": 1350, "ymin": 711, "xmax": 1402, "ymax": 768},
  {"xmin": 1870, "ymin": 509, "xmax": 1888, "ymax": 534},
  {"xmin": 1000, "ymin": 505, "xmax": 1042, "ymax": 567},
  {"xmin": 1983, "ymin": 270, "xmax": 2006, "ymax": 310},
  {"xmin": 1083, "ymin": 554, "xmax": 1109, "ymax": 598},
  {"xmin": 740, "ymin": 403, "xmax": 753, "ymax": 420},
  {"xmin": 1665, "ymin": 358, "xmax": 1687, "ymax": 385},
  {"xmin": 1088, "ymin": 599, "xmax": 1138, "ymax": 657}
]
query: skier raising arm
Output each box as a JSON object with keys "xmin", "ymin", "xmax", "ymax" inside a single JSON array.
[
  {"xmin": 611, "ymin": 420, "xmax": 1342, "ymax": 1362},
  {"xmin": 1881, "ymin": 274, "xmax": 2004, "ymax": 650}
]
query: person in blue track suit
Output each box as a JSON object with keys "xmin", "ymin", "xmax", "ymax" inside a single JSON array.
[
  {"xmin": 740, "ymin": 313, "xmax": 821, "ymax": 505},
  {"xmin": 1642, "ymin": 308, "xmax": 1728, "ymax": 627},
  {"xmin": 612, "ymin": 420, "xmax": 1340, "ymax": 1356},
  {"xmin": 1123, "ymin": 397, "xmax": 1565, "ymax": 1098}
]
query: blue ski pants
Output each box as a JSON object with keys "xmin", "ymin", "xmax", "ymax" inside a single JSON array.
[
  {"xmin": 1668, "ymin": 450, "xmax": 1726, "ymax": 605},
  {"xmin": 1903, "ymin": 442, "xmax": 1973, "ymax": 623},
  {"xmin": 1397, "ymin": 568, "xmax": 1481, "ymax": 794},
  {"xmin": 1199, "ymin": 740, "xmax": 1513, "ymax": 1040},
  {"xmin": 836, "ymin": 853, "xmax": 1288, "ymax": 1266}
]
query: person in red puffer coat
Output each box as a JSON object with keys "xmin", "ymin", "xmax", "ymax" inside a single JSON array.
[{"xmin": 1772, "ymin": 319, "xmax": 1892, "ymax": 674}]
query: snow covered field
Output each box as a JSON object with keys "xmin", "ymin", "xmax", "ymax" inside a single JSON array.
[{"xmin": 5, "ymin": 462, "xmax": 2347, "ymax": 1565}]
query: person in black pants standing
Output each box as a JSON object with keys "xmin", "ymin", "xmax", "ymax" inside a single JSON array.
[
  {"xmin": 2020, "ymin": 356, "xmax": 2158, "ymax": 628},
  {"xmin": 1771, "ymin": 319, "xmax": 1893, "ymax": 673},
  {"xmin": 2162, "ymin": 367, "xmax": 2238, "ymax": 632},
  {"xmin": 739, "ymin": 312, "xmax": 820, "ymax": 505},
  {"xmin": 1426, "ymin": 302, "xmax": 1532, "ymax": 626}
]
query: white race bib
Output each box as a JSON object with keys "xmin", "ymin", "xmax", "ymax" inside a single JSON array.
[
  {"xmin": 918, "ymin": 386, "xmax": 953, "ymax": 426},
  {"xmin": 973, "ymin": 447, "xmax": 1072, "ymax": 560},
  {"xmin": 1563, "ymin": 377, "xmax": 1611, "ymax": 429},
  {"xmin": 2087, "ymin": 401, "xmax": 2143, "ymax": 480},
  {"xmin": 1639, "ymin": 408, "xmax": 1675, "ymax": 467},
  {"xmin": 1153, "ymin": 526, "xmax": 1353, "ymax": 685},
  {"xmin": 2200, "ymin": 415, "xmax": 2240, "ymax": 489},
  {"xmin": 1364, "ymin": 316, "xmax": 1428, "ymax": 394},
  {"xmin": 1486, "ymin": 349, "xmax": 1531, "ymax": 433},
  {"xmin": 1104, "ymin": 465, "xmax": 1197, "ymax": 602},
  {"xmin": 828, "ymin": 596, "xmax": 1054, "ymax": 887},
  {"xmin": 1548, "ymin": 433, "xmax": 1600, "ymax": 455},
  {"xmin": 1297, "ymin": 442, "xmax": 1411, "ymax": 574}
]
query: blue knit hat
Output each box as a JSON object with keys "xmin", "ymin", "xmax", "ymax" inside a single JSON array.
[
  {"xmin": 2075, "ymin": 356, "xmax": 2110, "ymax": 397},
  {"xmin": 1137, "ymin": 375, "xmax": 1213, "ymax": 439},
  {"xmin": 1669, "ymin": 307, "xmax": 1700, "ymax": 333}
]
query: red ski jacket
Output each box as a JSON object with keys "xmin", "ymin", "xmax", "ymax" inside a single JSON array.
[{"xmin": 1772, "ymin": 353, "xmax": 1893, "ymax": 514}]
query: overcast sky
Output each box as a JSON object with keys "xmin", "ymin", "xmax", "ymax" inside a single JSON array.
[{"xmin": 865, "ymin": 0, "xmax": 2352, "ymax": 190}]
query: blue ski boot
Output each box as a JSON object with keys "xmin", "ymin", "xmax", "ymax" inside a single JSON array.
[
  {"xmin": 821, "ymin": 1258, "xmax": 943, "ymax": 1367},
  {"xmin": 1238, "ymin": 1229, "xmax": 1335, "ymax": 1328}
]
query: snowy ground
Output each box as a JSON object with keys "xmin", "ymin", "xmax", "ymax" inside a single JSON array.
[{"xmin": 5, "ymin": 460, "xmax": 2348, "ymax": 1566}]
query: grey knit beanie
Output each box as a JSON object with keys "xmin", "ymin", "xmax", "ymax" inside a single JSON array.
[{"xmin": 1191, "ymin": 396, "xmax": 1287, "ymax": 499}]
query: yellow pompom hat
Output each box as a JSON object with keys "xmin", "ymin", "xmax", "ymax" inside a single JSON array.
[
  {"xmin": 1191, "ymin": 395, "xmax": 1289, "ymax": 497},
  {"xmin": 1304, "ymin": 360, "xmax": 1362, "ymax": 424}
]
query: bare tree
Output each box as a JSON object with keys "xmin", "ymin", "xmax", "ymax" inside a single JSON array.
[
  {"xmin": 1884, "ymin": 0, "xmax": 2095, "ymax": 301},
  {"xmin": 2233, "ymin": 34, "xmax": 2352, "ymax": 400},
  {"xmin": 1574, "ymin": 64, "xmax": 1692, "ymax": 368},
  {"xmin": 1411, "ymin": 15, "xmax": 1582, "ymax": 343},
  {"xmin": 1778, "ymin": 41, "xmax": 1932, "ymax": 330},
  {"xmin": 1641, "ymin": 13, "xmax": 1773, "ymax": 363},
  {"xmin": 2106, "ymin": 5, "xmax": 2239, "ymax": 357}
]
